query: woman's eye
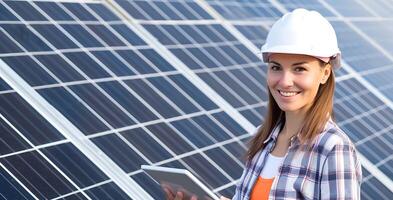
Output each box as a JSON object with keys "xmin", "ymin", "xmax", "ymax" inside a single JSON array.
[
  {"xmin": 270, "ymin": 65, "xmax": 280, "ymax": 71},
  {"xmin": 294, "ymin": 67, "xmax": 306, "ymax": 72}
]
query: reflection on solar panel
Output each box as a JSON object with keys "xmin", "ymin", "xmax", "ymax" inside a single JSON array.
[{"xmin": 0, "ymin": 0, "xmax": 392, "ymax": 199}]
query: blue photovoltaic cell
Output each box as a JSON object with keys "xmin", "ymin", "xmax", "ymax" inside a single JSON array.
[
  {"xmin": 191, "ymin": 115, "xmax": 232, "ymax": 142},
  {"xmin": 110, "ymin": 24, "xmax": 147, "ymax": 45},
  {"xmin": 34, "ymin": 54, "xmax": 85, "ymax": 82},
  {"xmin": 34, "ymin": 1, "xmax": 74, "ymax": 21},
  {"xmin": 91, "ymin": 50, "xmax": 136, "ymax": 76},
  {"xmin": 60, "ymin": 24, "xmax": 103, "ymax": 47},
  {"xmin": 0, "ymin": 30, "xmax": 23, "ymax": 53},
  {"xmin": 116, "ymin": 50, "xmax": 157, "ymax": 74},
  {"xmin": 69, "ymin": 83, "xmax": 136, "ymax": 129},
  {"xmin": 1, "ymin": 151, "xmax": 77, "ymax": 199},
  {"xmin": 85, "ymin": 182, "xmax": 132, "ymax": 200},
  {"xmin": 86, "ymin": 24, "xmax": 126, "ymax": 46},
  {"xmin": 125, "ymin": 79, "xmax": 181, "ymax": 118},
  {"xmin": 32, "ymin": 24, "xmax": 79, "ymax": 49},
  {"xmin": 147, "ymin": 122, "xmax": 195, "ymax": 155},
  {"xmin": 0, "ymin": 166, "xmax": 33, "ymax": 200},
  {"xmin": 131, "ymin": 172, "xmax": 164, "ymax": 199},
  {"xmin": 0, "ymin": 92, "xmax": 65, "ymax": 145},
  {"xmin": 204, "ymin": 147, "xmax": 243, "ymax": 179},
  {"xmin": 138, "ymin": 49, "xmax": 176, "ymax": 72},
  {"xmin": 0, "ymin": 77, "xmax": 12, "ymax": 91},
  {"xmin": 212, "ymin": 112, "xmax": 246, "ymax": 136},
  {"xmin": 2, "ymin": 56, "xmax": 58, "ymax": 86},
  {"xmin": 361, "ymin": 169, "xmax": 393, "ymax": 200},
  {"xmin": 277, "ymin": 0, "xmax": 334, "ymax": 17},
  {"xmin": 40, "ymin": 143, "xmax": 109, "ymax": 188},
  {"xmin": 0, "ymin": 4, "xmax": 18, "ymax": 21},
  {"xmin": 0, "ymin": 24, "xmax": 52, "ymax": 52},
  {"xmin": 353, "ymin": 21, "xmax": 393, "ymax": 55},
  {"xmin": 97, "ymin": 81, "xmax": 159, "ymax": 123},
  {"xmin": 121, "ymin": 128, "xmax": 173, "ymax": 163},
  {"xmin": 170, "ymin": 119, "xmax": 216, "ymax": 148},
  {"xmin": 38, "ymin": 87, "xmax": 110, "ymax": 135},
  {"xmin": 206, "ymin": 0, "xmax": 281, "ymax": 20},
  {"xmin": 87, "ymin": 3, "xmax": 120, "ymax": 21},
  {"xmin": 182, "ymin": 153, "xmax": 230, "ymax": 189},
  {"xmin": 64, "ymin": 52, "xmax": 111, "ymax": 79},
  {"xmin": 235, "ymin": 25, "xmax": 268, "ymax": 48},
  {"xmin": 91, "ymin": 134, "xmax": 147, "ymax": 173},
  {"xmin": 5, "ymin": 1, "xmax": 47, "ymax": 21},
  {"xmin": 331, "ymin": 21, "xmax": 392, "ymax": 72},
  {"xmin": 61, "ymin": 3, "xmax": 98, "ymax": 21},
  {"xmin": 147, "ymin": 76, "xmax": 200, "ymax": 114},
  {"xmin": 325, "ymin": 0, "xmax": 374, "ymax": 17},
  {"xmin": 0, "ymin": 116, "xmax": 31, "ymax": 155}
]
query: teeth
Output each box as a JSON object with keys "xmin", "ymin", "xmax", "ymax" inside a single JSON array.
[{"xmin": 279, "ymin": 90, "xmax": 298, "ymax": 97}]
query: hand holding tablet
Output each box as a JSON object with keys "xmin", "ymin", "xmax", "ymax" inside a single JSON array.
[{"xmin": 141, "ymin": 165, "xmax": 220, "ymax": 200}]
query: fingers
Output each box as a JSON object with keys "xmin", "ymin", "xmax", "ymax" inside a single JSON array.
[
  {"xmin": 219, "ymin": 196, "xmax": 230, "ymax": 200},
  {"xmin": 163, "ymin": 187, "xmax": 174, "ymax": 200},
  {"xmin": 173, "ymin": 191, "xmax": 184, "ymax": 200}
]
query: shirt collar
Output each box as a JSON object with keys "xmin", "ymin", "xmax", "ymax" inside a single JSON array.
[
  {"xmin": 263, "ymin": 122, "xmax": 282, "ymax": 144},
  {"xmin": 262, "ymin": 118, "xmax": 336, "ymax": 144}
]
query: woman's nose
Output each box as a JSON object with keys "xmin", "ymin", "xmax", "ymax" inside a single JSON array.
[{"xmin": 278, "ymin": 72, "xmax": 294, "ymax": 87}]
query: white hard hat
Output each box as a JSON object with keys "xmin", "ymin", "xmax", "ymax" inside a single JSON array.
[{"xmin": 261, "ymin": 8, "xmax": 341, "ymax": 69}]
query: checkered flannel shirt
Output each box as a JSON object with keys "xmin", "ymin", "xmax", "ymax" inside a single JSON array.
[{"xmin": 232, "ymin": 120, "xmax": 362, "ymax": 200}]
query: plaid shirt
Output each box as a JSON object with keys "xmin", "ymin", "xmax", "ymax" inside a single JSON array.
[{"xmin": 233, "ymin": 120, "xmax": 362, "ymax": 200}]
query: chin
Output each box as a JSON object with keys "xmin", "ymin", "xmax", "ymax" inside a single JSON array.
[{"xmin": 277, "ymin": 104, "xmax": 301, "ymax": 112}]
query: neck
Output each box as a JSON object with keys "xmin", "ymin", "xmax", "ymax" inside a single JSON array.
[{"xmin": 282, "ymin": 111, "xmax": 305, "ymax": 138}]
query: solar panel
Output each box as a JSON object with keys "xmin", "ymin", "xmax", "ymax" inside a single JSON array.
[{"xmin": 0, "ymin": 0, "xmax": 392, "ymax": 199}]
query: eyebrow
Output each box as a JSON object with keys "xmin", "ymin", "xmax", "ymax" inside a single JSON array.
[{"xmin": 268, "ymin": 61, "xmax": 308, "ymax": 66}]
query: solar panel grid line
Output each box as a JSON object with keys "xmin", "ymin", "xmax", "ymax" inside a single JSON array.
[
  {"xmin": 150, "ymin": 0, "xmax": 202, "ymax": 20},
  {"xmin": 353, "ymin": 0, "xmax": 383, "ymax": 18},
  {"xmin": 357, "ymin": 153, "xmax": 393, "ymax": 193},
  {"xmin": 76, "ymin": 3, "xmax": 137, "ymax": 46},
  {"xmin": 194, "ymin": 1, "xmax": 273, "ymax": 116},
  {"xmin": 24, "ymin": 147, "xmax": 92, "ymax": 199},
  {"xmin": 0, "ymin": 162, "xmax": 37, "ymax": 200},
  {"xmin": 321, "ymin": 1, "xmax": 393, "ymax": 62},
  {"xmin": 132, "ymin": 131, "xmax": 248, "ymax": 169},
  {"xmin": 198, "ymin": 0, "xmax": 271, "ymax": 51},
  {"xmin": 0, "ymin": 58, "xmax": 154, "ymax": 199},
  {"xmin": 318, "ymin": 2, "xmax": 393, "ymax": 188},
  {"xmin": 336, "ymin": 104, "xmax": 386, "ymax": 127},
  {"xmin": 54, "ymin": 3, "xmax": 126, "ymax": 47},
  {"xmin": 139, "ymin": 26, "xmax": 264, "ymax": 109},
  {"xmin": 87, "ymin": 0, "xmax": 258, "ymax": 195},
  {"xmin": 338, "ymin": 62, "xmax": 393, "ymax": 191},
  {"xmin": 15, "ymin": 1, "xmax": 185, "ymax": 131},
  {"xmin": 172, "ymin": 27, "xmax": 268, "ymax": 97},
  {"xmin": 268, "ymin": 0, "xmax": 289, "ymax": 14},
  {"xmin": 202, "ymin": 0, "xmax": 392, "ymax": 197},
  {"xmin": 111, "ymin": 1, "xmax": 256, "ymax": 133},
  {"xmin": 14, "ymin": 1, "xmax": 211, "ymax": 192}
]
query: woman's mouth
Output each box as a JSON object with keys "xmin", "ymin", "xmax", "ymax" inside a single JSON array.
[{"xmin": 278, "ymin": 90, "xmax": 300, "ymax": 97}]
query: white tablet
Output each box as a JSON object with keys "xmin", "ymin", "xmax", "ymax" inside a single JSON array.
[{"xmin": 141, "ymin": 165, "xmax": 220, "ymax": 200}]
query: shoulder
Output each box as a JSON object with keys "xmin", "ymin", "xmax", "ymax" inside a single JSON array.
[{"xmin": 312, "ymin": 121, "xmax": 356, "ymax": 156}]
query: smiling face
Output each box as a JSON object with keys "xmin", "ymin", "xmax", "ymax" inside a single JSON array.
[{"xmin": 267, "ymin": 53, "xmax": 331, "ymax": 116}]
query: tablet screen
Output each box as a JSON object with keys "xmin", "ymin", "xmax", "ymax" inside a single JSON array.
[{"xmin": 141, "ymin": 165, "xmax": 219, "ymax": 200}]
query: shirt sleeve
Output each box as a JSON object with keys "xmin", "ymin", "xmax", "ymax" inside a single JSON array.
[{"xmin": 320, "ymin": 142, "xmax": 362, "ymax": 200}]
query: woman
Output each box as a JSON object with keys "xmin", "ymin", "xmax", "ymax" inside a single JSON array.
[
  {"xmin": 227, "ymin": 8, "xmax": 362, "ymax": 200},
  {"xmin": 167, "ymin": 8, "xmax": 362, "ymax": 200}
]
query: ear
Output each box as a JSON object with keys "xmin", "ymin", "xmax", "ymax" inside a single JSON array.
[{"xmin": 321, "ymin": 64, "xmax": 331, "ymax": 84}]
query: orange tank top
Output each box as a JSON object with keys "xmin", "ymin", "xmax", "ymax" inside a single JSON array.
[{"xmin": 250, "ymin": 176, "xmax": 274, "ymax": 200}]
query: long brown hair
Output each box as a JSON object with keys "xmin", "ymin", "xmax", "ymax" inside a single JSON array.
[{"xmin": 247, "ymin": 62, "xmax": 335, "ymax": 160}]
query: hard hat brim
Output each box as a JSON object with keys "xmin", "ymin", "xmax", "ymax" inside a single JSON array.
[{"xmin": 261, "ymin": 45, "xmax": 341, "ymax": 69}]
